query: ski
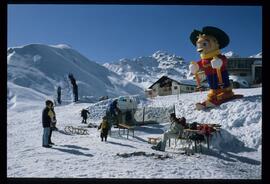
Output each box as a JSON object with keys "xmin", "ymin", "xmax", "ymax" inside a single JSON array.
[{"xmin": 196, "ymin": 94, "xmax": 244, "ymax": 110}]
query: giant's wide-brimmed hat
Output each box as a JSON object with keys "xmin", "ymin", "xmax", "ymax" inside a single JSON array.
[{"xmin": 190, "ymin": 26, "xmax": 230, "ymax": 49}]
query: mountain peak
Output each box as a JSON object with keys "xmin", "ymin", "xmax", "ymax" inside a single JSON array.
[
  {"xmin": 50, "ymin": 44, "xmax": 72, "ymax": 49},
  {"xmin": 223, "ymin": 51, "xmax": 240, "ymax": 58}
]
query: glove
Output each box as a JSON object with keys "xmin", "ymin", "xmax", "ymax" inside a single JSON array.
[
  {"xmin": 189, "ymin": 61, "xmax": 199, "ymax": 74},
  {"xmin": 211, "ymin": 57, "xmax": 223, "ymax": 69}
]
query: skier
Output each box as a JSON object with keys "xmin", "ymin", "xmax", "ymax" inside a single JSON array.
[
  {"xmin": 42, "ymin": 100, "xmax": 55, "ymax": 148},
  {"xmin": 98, "ymin": 116, "xmax": 110, "ymax": 142},
  {"xmin": 57, "ymin": 86, "xmax": 61, "ymax": 105},
  {"xmin": 189, "ymin": 26, "xmax": 242, "ymax": 110},
  {"xmin": 68, "ymin": 73, "xmax": 78, "ymax": 102},
  {"xmin": 81, "ymin": 108, "xmax": 90, "ymax": 124},
  {"xmin": 151, "ymin": 113, "xmax": 186, "ymax": 152}
]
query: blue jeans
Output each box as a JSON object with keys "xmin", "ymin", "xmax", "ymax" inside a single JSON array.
[{"xmin": 43, "ymin": 127, "xmax": 50, "ymax": 146}]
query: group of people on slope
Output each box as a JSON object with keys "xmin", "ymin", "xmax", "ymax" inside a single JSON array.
[
  {"xmin": 41, "ymin": 99, "xmax": 121, "ymax": 148},
  {"xmin": 42, "ymin": 99, "xmax": 191, "ymax": 151}
]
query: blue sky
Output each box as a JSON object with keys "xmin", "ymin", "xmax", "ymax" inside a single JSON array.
[{"xmin": 8, "ymin": 5, "xmax": 262, "ymax": 63}]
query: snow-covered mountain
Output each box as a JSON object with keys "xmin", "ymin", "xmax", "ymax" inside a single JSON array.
[
  {"xmin": 249, "ymin": 52, "xmax": 262, "ymax": 58},
  {"xmin": 103, "ymin": 50, "xmax": 189, "ymax": 89},
  {"xmin": 7, "ymin": 44, "xmax": 143, "ymax": 102},
  {"xmin": 223, "ymin": 51, "xmax": 240, "ymax": 58},
  {"xmin": 223, "ymin": 51, "xmax": 262, "ymax": 59},
  {"xmin": 7, "ymin": 44, "xmax": 262, "ymax": 179}
]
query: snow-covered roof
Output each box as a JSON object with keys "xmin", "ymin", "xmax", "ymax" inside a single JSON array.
[
  {"xmin": 148, "ymin": 75, "xmax": 208, "ymax": 89},
  {"xmin": 177, "ymin": 79, "xmax": 197, "ymax": 86}
]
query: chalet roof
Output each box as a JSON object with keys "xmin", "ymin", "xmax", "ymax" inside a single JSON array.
[
  {"xmin": 148, "ymin": 75, "xmax": 208, "ymax": 89},
  {"xmin": 148, "ymin": 76, "xmax": 172, "ymax": 89}
]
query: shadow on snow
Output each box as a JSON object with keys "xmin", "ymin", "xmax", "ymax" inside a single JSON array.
[{"xmin": 51, "ymin": 147, "xmax": 93, "ymax": 157}]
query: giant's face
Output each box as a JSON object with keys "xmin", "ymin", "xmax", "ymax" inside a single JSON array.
[{"xmin": 196, "ymin": 34, "xmax": 219, "ymax": 54}]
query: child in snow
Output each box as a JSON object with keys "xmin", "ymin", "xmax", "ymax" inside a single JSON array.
[
  {"xmin": 81, "ymin": 108, "xmax": 90, "ymax": 124},
  {"xmin": 98, "ymin": 116, "xmax": 110, "ymax": 142},
  {"xmin": 151, "ymin": 113, "xmax": 186, "ymax": 152}
]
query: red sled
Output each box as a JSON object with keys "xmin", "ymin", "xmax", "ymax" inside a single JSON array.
[{"xmin": 196, "ymin": 94, "xmax": 244, "ymax": 110}]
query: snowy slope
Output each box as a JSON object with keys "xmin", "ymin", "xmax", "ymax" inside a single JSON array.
[
  {"xmin": 249, "ymin": 52, "xmax": 262, "ymax": 58},
  {"xmin": 7, "ymin": 44, "xmax": 143, "ymax": 102},
  {"xmin": 7, "ymin": 87, "xmax": 262, "ymax": 179},
  {"xmin": 103, "ymin": 50, "xmax": 188, "ymax": 89}
]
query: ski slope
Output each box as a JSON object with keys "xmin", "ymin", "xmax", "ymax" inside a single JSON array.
[{"xmin": 7, "ymin": 87, "xmax": 261, "ymax": 179}]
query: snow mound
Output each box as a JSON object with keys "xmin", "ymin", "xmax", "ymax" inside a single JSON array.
[{"xmin": 146, "ymin": 88, "xmax": 261, "ymax": 150}]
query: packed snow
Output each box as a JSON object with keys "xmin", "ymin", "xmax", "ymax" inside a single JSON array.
[{"xmin": 7, "ymin": 86, "xmax": 261, "ymax": 179}]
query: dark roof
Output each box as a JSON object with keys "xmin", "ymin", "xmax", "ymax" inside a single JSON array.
[
  {"xmin": 148, "ymin": 76, "xmax": 208, "ymax": 89},
  {"xmin": 148, "ymin": 76, "xmax": 173, "ymax": 89}
]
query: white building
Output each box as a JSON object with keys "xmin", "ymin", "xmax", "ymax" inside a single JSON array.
[{"xmin": 145, "ymin": 76, "xmax": 208, "ymax": 98}]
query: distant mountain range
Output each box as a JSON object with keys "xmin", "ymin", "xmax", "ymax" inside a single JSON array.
[
  {"xmin": 7, "ymin": 43, "xmax": 261, "ymax": 102},
  {"xmin": 103, "ymin": 50, "xmax": 188, "ymax": 89}
]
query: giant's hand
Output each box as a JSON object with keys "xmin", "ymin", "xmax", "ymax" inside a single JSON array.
[
  {"xmin": 211, "ymin": 57, "xmax": 223, "ymax": 69},
  {"xmin": 189, "ymin": 61, "xmax": 199, "ymax": 74}
]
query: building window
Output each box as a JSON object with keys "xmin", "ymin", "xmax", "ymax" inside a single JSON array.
[
  {"xmin": 174, "ymin": 86, "xmax": 178, "ymax": 90},
  {"xmin": 153, "ymin": 89, "xmax": 156, "ymax": 92},
  {"xmin": 186, "ymin": 86, "xmax": 190, "ymax": 90},
  {"xmin": 239, "ymin": 73, "xmax": 247, "ymax": 76}
]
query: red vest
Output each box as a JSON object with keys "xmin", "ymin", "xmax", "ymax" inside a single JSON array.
[{"xmin": 197, "ymin": 54, "xmax": 228, "ymax": 75}]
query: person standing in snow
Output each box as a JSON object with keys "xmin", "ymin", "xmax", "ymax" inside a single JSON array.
[
  {"xmin": 48, "ymin": 105, "xmax": 58, "ymax": 146},
  {"xmin": 109, "ymin": 99, "xmax": 120, "ymax": 117},
  {"xmin": 151, "ymin": 113, "xmax": 186, "ymax": 152},
  {"xmin": 57, "ymin": 86, "xmax": 61, "ymax": 105},
  {"xmin": 81, "ymin": 108, "xmax": 90, "ymax": 124},
  {"xmin": 42, "ymin": 100, "xmax": 55, "ymax": 148},
  {"xmin": 68, "ymin": 73, "xmax": 78, "ymax": 102},
  {"xmin": 98, "ymin": 116, "xmax": 110, "ymax": 142}
]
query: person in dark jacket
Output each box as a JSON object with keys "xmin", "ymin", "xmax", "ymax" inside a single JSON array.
[
  {"xmin": 68, "ymin": 73, "xmax": 78, "ymax": 102},
  {"xmin": 98, "ymin": 116, "xmax": 110, "ymax": 142},
  {"xmin": 81, "ymin": 109, "xmax": 90, "ymax": 124},
  {"xmin": 109, "ymin": 99, "xmax": 120, "ymax": 117},
  {"xmin": 57, "ymin": 86, "xmax": 61, "ymax": 105},
  {"xmin": 42, "ymin": 100, "xmax": 55, "ymax": 148}
]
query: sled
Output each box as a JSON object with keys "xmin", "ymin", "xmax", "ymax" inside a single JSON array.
[
  {"xmin": 196, "ymin": 94, "xmax": 244, "ymax": 110},
  {"xmin": 172, "ymin": 123, "xmax": 222, "ymax": 153},
  {"xmin": 64, "ymin": 126, "xmax": 89, "ymax": 135}
]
